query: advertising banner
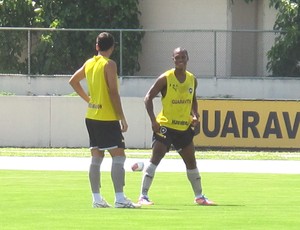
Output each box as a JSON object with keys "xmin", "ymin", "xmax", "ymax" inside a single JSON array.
[{"xmin": 194, "ymin": 99, "xmax": 300, "ymax": 149}]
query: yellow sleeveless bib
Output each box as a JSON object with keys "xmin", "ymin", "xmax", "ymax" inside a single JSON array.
[
  {"xmin": 85, "ymin": 55, "xmax": 119, "ymax": 121},
  {"xmin": 156, "ymin": 69, "xmax": 195, "ymax": 131}
]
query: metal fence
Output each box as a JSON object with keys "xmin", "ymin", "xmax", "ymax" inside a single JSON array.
[{"xmin": 0, "ymin": 27, "xmax": 279, "ymax": 77}]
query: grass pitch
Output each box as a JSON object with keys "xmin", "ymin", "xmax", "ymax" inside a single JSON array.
[{"xmin": 0, "ymin": 170, "xmax": 299, "ymax": 230}]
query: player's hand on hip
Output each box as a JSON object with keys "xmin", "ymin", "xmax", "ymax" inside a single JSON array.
[
  {"xmin": 120, "ymin": 118, "xmax": 128, "ymax": 132},
  {"xmin": 152, "ymin": 121, "xmax": 160, "ymax": 133},
  {"xmin": 191, "ymin": 116, "xmax": 199, "ymax": 127}
]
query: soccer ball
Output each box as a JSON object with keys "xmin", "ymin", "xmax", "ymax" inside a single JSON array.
[{"xmin": 131, "ymin": 162, "xmax": 144, "ymax": 171}]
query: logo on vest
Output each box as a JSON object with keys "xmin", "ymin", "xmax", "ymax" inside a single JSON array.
[{"xmin": 172, "ymin": 120, "xmax": 189, "ymax": 126}]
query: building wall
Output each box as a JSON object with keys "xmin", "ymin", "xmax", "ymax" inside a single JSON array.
[
  {"xmin": 257, "ymin": 0, "xmax": 277, "ymax": 76},
  {"xmin": 137, "ymin": 0, "xmax": 229, "ymax": 76},
  {"xmin": 137, "ymin": 0, "xmax": 277, "ymax": 77},
  {"xmin": 231, "ymin": 0, "xmax": 258, "ymax": 76},
  {"xmin": 229, "ymin": 0, "xmax": 278, "ymax": 77},
  {"xmin": 139, "ymin": 0, "xmax": 229, "ymax": 30}
]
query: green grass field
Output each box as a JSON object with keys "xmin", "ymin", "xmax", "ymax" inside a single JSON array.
[{"xmin": 0, "ymin": 170, "xmax": 299, "ymax": 230}]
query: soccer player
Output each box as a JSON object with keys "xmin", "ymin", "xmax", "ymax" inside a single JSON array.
[
  {"xmin": 138, "ymin": 47, "xmax": 215, "ymax": 206},
  {"xmin": 69, "ymin": 32, "xmax": 140, "ymax": 208}
]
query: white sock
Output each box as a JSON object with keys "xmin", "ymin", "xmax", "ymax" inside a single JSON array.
[
  {"xmin": 115, "ymin": 192, "xmax": 126, "ymax": 203},
  {"xmin": 111, "ymin": 156, "xmax": 126, "ymax": 194},
  {"xmin": 92, "ymin": 193, "xmax": 102, "ymax": 203},
  {"xmin": 186, "ymin": 168, "xmax": 202, "ymax": 198},
  {"xmin": 140, "ymin": 163, "xmax": 157, "ymax": 197}
]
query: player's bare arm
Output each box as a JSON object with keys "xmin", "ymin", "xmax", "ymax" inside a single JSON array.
[
  {"xmin": 105, "ymin": 60, "xmax": 128, "ymax": 132},
  {"xmin": 69, "ymin": 65, "xmax": 90, "ymax": 103},
  {"xmin": 144, "ymin": 74, "xmax": 167, "ymax": 133},
  {"xmin": 191, "ymin": 77, "xmax": 199, "ymax": 127}
]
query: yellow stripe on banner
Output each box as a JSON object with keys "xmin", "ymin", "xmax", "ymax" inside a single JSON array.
[{"xmin": 194, "ymin": 99, "xmax": 300, "ymax": 149}]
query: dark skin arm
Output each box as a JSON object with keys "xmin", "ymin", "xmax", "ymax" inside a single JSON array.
[
  {"xmin": 144, "ymin": 74, "xmax": 167, "ymax": 133},
  {"xmin": 191, "ymin": 77, "xmax": 199, "ymax": 127}
]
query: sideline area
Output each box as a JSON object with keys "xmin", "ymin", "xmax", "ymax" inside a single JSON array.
[{"xmin": 0, "ymin": 156, "xmax": 299, "ymax": 174}]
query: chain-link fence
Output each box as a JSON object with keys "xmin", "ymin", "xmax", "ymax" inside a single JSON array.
[{"xmin": 0, "ymin": 27, "xmax": 279, "ymax": 77}]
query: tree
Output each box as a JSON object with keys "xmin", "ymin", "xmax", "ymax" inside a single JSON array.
[
  {"xmin": 0, "ymin": 0, "xmax": 36, "ymax": 73},
  {"xmin": 243, "ymin": 0, "xmax": 300, "ymax": 77},
  {"xmin": 266, "ymin": 0, "xmax": 300, "ymax": 76},
  {"xmin": 0, "ymin": 0, "xmax": 143, "ymax": 75}
]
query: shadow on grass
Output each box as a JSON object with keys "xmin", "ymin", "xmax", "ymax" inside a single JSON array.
[{"xmin": 182, "ymin": 204, "xmax": 245, "ymax": 207}]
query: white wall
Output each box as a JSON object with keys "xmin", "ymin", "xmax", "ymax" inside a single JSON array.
[{"xmin": 0, "ymin": 96, "xmax": 161, "ymax": 148}]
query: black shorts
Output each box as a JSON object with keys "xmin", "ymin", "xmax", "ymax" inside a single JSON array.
[
  {"xmin": 152, "ymin": 126, "xmax": 194, "ymax": 152},
  {"xmin": 85, "ymin": 118, "xmax": 125, "ymax": 150}
]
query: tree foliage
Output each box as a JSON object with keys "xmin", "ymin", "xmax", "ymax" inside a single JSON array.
[
  {"xmin": 0, "ymin": 0, "xmax": 35, "ymax": 73},
  {"xmin": 267, "ymin": 0, "xmax": 300, "ymax": 76},
  {"xmin": 243, "ymin": 0, "xmax": 300, "ymax": 77},
  {"xmin": 0, "ymin": 0, "xmax": 143, "ymax": 75}
]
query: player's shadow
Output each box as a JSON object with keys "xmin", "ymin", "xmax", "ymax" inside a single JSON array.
[
  {"xmin": 141, "ymin": 207, "xmax": 181, "ymax": 211},
  {"xmin": 140, "ymin": 204, "xmax": 245, "ymax": 210},
  {"xmin": 183, "ymin": 204, "xmax": 245, "ymax": 207},
  {"xmin": 212, "ymin": 204, "xmax": 245, "ymax": 207}
]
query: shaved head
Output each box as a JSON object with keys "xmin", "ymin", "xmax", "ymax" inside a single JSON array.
[{"xmin": 173, "ymin": 47, "xmax": 188, "ymax": 57}]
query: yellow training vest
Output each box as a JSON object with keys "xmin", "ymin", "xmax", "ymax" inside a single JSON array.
[
  {"xmin": 156, "ymin": 69, "xmax": 195, "ymax": 131},
  {"xmin": 85, "ymin": 55, "xmax": 119, "ymax": 121}
]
